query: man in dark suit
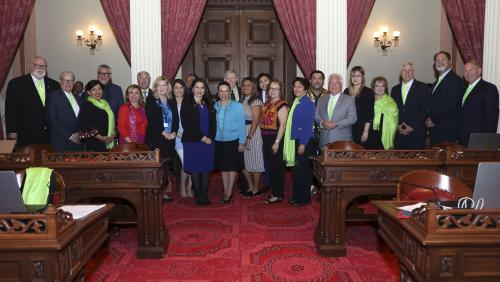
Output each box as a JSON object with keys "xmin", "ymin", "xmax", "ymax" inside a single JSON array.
[
  {"xmin": 426, "ymin": 51, "xmax": 464, "ymax": 145},
  {"xmin": 5, "ymin": 56, "xmax": 60, "ymax": 147},
  {"xmin": 46, "ymin": 71, "xmax": 83, "ymax": 152},
  {"xmin": 391, "ymin": 62, "xmax": 429, "ymax": 149},
  {"xmin": 224, "ymin": 70, "xmax": 242, "ymax": 102},
  {"xmin": 458, "ymin": 60, "xmax": 499, "ymax": 146},
  {"xmin": 97, "ymin": 64, "xmax": 124, "ymax": 121},
  {"xmin": 137, "ymin": 71, "xmax": 152, "ymax": 102}
]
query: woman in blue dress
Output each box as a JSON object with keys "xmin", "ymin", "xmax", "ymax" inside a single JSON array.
[{"xmin": 181, "ymin": 78, "xmax": 216, "ymax": 206}]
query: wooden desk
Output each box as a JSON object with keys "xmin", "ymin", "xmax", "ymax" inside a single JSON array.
[
  {"xmin": 372, "ymin": 201, "xmax": 500, "ymax": 281},
  {"xmin": 0, "ymin": 205, "xmax": 113, "ymax": 281},
  {"xmin": 40, "ymin": 150, "xmax": 169, "ymax": 259},
  {"xmin": 442, "ymin": 149, "xmax": 500, "ymax": 188},
  {"xmin": 311, "ymin": 150, "xmax": 442, "ymax": 257}
]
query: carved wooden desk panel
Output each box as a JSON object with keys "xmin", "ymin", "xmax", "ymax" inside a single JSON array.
[
  {"xmin": 0, "ymin": 205, "xmax": 113, "ymax": 281},
  {"xmin": 311, "ymin": 150, "xmax": 442, "ymax": 257},
  {"xmin": 372, "ymin": 201, "xmax": 500, "ymax": 281},
  {"xmin": 41, "ymin": 151, "xmax": 169, "ymax": 259},
  {"xmin": 442, "ymin": 149, "xmax": 500, "ymax": 188}
]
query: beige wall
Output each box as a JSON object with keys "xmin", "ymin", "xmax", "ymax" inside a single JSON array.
[
  {"xmin": 36, "ymin": 0, "xmax": 130, "ymax": 90},
  {"xmin": 349, "ymin": 0, "xmax": 442, "ymax": 89}
]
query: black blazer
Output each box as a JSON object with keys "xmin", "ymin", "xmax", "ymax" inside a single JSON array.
[
  {"xmin": 46, "ymin": 90, "xmax": 83, "ymax": 152},
  {"xmin": 5, "ymin": 74, "xmax": 60, "ymax": 147},
  {"xmin": 459, "ymin": 79, "xmax": 499, "ymax": 146},
  {"xmin": 77, "ymin": 101, "xmax": 110, "ymax": 152},
  {"xmin": 428, "ymin": 70, "xmax": 464, "ymax": 145},
  {"xmin": 343, "ymin": 86, "xmax": 375, "ymax": 144},
  {"xmin": 180, "ymin": 99, "xmax": 216, "ymax": 142},
  {"xmin": 145, "ymin": 95, "xmax": 178, "ymax": 158}
]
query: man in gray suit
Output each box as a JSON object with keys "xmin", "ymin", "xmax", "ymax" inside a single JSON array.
[{"xmin": 315, "ymin": 73, "xmax": 357, "ymax": 148}]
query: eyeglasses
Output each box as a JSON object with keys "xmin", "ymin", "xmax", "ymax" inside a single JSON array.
[
  {"xmin": 98, "ymin": 72, "xmax": 111, "ymax": 76},
  {"xmin": 32, "ymin": 63, "xmax": 47, "ymax": 69}
]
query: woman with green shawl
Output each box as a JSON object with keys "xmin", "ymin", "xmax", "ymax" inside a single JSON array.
[
  {"xmin": 368, "ymin": 76, "xmax": 398, "ymax": 150},
  {"xmin": 78, "ymin": 80, "xmax": 116, "ymax": 151}
]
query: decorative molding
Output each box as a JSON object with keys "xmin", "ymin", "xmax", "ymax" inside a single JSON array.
[
  {"xmin": 246, "ymin": 17, "xmax": 275, "ymax": 47},
  {"xmin": 202, "ymin": 18, "xmax": 231, "ymax": 47},
  {"xmin": 325, "ymin": 150, "xmax": 439, "ymax": 161}
]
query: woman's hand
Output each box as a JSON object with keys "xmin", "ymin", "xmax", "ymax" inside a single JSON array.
[
  {"xmin": 297, "ymin": 144, "xmax": 305, "ymax": 155},
  {"xmin": 271, "ymin": 142, "xmax": 279, "ymax": 154},
  {"xmin": 201, "ymin": 136, "xmax": 212, "ymax": 144},
  {"xmin": 361, "ymin": 131, "xmax": 369, "ymax": 143},
  {"xmin": 238, "ymin": 144, "xmax": 245, "ymax": 152}
]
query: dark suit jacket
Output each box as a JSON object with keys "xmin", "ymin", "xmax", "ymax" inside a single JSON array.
[
  {"xmin": 5, "ymin": 74, "xmax": 60, "ymax": 147},
  {"xmin": 180, "ymin": 99, "xmax": 216, "ymax": 142},
  {"xmin": 46, "ymin": 90, "xmax": 83, "ymax": 152},
  {"xmin": 144, "ymin": 96, "xmax": 178, "ymax": 158},
  {"xmin": 343, "ymin": 86, "xmax": 375, "ymax": 144},
  {"xmin": 230, "ymin": 86, "xmax": 243, "ymax": 102},
  {"xmin": 391, "ymin": 79, "xmax": 429, "ymax": 149},
  {"xmin": 102, "ymin": 82, "xmax": 124, "ymax": 121},
  {"xmin": 428, "ymin": 70, "xmax": 464, "ymax": 145},
  {"xmin": 459, "ymin": 79, "xmax": 499, "ymax": 146},
  {"xmin": 77, "ymin": 101, "xmax": 110, "ymax": 152}
]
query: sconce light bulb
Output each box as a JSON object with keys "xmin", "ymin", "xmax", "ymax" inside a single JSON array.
[
  {"xmin": 89, "ymin": 25, "xmax": 96, "ymax": 33},
  {"xmin": 373, "ymin": 32, "xmax": 380, "ymax": 39},
  {"xmin": 75, "ymin": 30, "xmax": 83, "ymax": 37},
  {"xmin": 381, "ymin": 26, "xmax": 389, "ymax": 34},
  {"xmin": 393, "ymin": 30, "xmax": 400, "ymax": 38},
  {"xmin": 96, "ymin": 30, "xmax": 103, "ymax": 37}
]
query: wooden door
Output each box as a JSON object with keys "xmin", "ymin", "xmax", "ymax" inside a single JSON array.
[{"xmin": 182, "ymin": 4, "xmax": 295, "ymax": 97}]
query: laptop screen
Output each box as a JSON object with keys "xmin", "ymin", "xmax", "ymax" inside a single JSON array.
[
  {"xmin": 0, "ymin": 171, "xmax": 46, "ymax": 214},
  {"xmin": 468, "ymin": 133, "xmax": 500, "ymax": 149},
  {"xmin": 472, "ymin": 162, "xmax": 500, "ymax": 209}
]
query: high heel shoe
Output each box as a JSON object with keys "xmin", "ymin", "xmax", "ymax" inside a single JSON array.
[
  {"xmin": 265, "ymin": 196, "xmax": 282, "ymax": 204},
  {"xmin": 222, "ymin": 194, "xmax": 232, "ymax": 204}
]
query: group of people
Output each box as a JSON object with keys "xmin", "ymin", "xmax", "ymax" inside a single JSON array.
[{"xmin": 4, "ymin": 50, "xmax": 499, "ymax": 206}]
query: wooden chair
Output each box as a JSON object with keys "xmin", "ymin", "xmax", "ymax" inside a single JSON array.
[
  {"xmin": 15, "ymin": 144, "xmax": 54, "ymax": 164},
  {"xmin": 16, "ymin": 169, "xmax": 66, "ymax": 204},
  {"xmin": 325, "ymin": 141, "xmax": 365, "ymax": 150},
  {"xmin": 397, "ymin": 170, "xmax": 472, "ymax": 202},
  {"xmin": 110, "ymin": 142, "xmax": 150, "ymax": 152}
]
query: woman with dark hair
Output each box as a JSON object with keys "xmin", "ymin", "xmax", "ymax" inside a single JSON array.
[
  {"xmin": 256, "ymin": 72, "xmax": 272, "ymax": 102},
  {"xmin": 343, "ymin": 66, "xmax": 375, "ymax": 145},
  {"xmin": 172, "ymin": 79, "xmax": 193, "ymax": 198},
  {"xmin": 145, "ymin": 76, "xmax": 178, "ymax": 159},
  {"xmin": 118, "ymin": 84, "xmax": 148, "ymax": 144},
  {"xmin": 181, "ymin": 78, "xmax": 216, "ymax": 206},
  {"xmin": 240, "ymin": 77, "xmax": 264, "ymax": 196},
  {"xmin": 283, "ymin": 77, "xmax": 315, "ymax": 206},
  {"xmin": 214, "ymin": 81, "xmax": 246, "ymax": 203},
  {"xmin": 369, "ymin": 76, "xmax": 399, "ymax": 150},
  {"xmin": 78, "ymin": 80, "xmax": 116, "ymax": 151},
  {"xmin": 261, "ymin": 79, "xmax": 289, "ymax": 204}
]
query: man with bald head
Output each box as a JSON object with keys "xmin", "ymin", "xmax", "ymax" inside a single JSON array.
[
  {"xmin": 458, "ymin": 60, "xmax": 499, "ymax": 146},
  {"xmin": 5, "ymin": 56, "xmax": 60, "ymax": 147},
  {"xmin": 315, "ymin": 73, "xmax": 357, "ymax": 148}
]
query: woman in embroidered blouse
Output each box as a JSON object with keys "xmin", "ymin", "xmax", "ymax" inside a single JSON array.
[
  {"xmin": 283, "ymin": 77, "xmax": 315, "ymax": 206},
  {"xmin": 261, "ymin": 79, "xmax": 289, "ymax": 204},
  {"xmin": 118, "ymin": 84, "xmax": 148, "ymax": 144},
  {"xmin": 214, "ymin": 81, "xmax": 246, "ymax": 203},
  {"xmin": 369, "ymin": 76, "xmax": 398, "ymax": 150},
  {"xmin": 78, "ymin": 80, "xmax": 116, "ymax": 151},
  {"xmin": 145, "ymin": 76, "xmax": 178, "ymax": 159}
]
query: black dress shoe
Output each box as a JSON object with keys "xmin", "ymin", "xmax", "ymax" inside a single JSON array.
[
  {"xmin": 265, "ymin": 196, "xmax": 282, "ymax": 204},
  {"xmin": 244, "ymin": 190, "xmax": 261, "ymax": 198},
  {"xmin": 293, "ymin": 201, "xmax": 310, "ymax": 206},
  {"xmin": 288, "ymin": 199, "xmax": 296, "ymax": 204},
  {"xmin": 163, "ymin": 195, "xmax": 173, "ymax": 202}
]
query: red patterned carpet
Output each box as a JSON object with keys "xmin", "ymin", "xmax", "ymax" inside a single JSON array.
[{"xmin": 86, "ymin": 172, "xmax": 399, "ymax": 281}]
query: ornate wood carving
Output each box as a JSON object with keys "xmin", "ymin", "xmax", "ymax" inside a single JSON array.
[
  {"xmin": 42, "ymin": 151, "xmax": 159, "ymax": 164},
  {"xmin": 0, "ymin": 152, "xmax": 35, "ymax": 168},
  {"xmin": 448, "ymin": 150, "xmax": 500, "ymax": 161},
  {"xmin": 0, "ymin": 218, "xmax": 48, "ymax": 234},
  {"xmin": 33, "ymin": 261, "xmax": 45, "ymax": 278},
  {"xmin": 441, "ymin": 256, "xmax": 455, "ymax": 274},
  {"xmin": 324, "ymin": 150, "xmax": 439, "ymax": 162},
  {"xmin": 202, "ymin": 17, "xmax": 231, "ymax": 47},
  {"xmin": 437, "ymin": 213, "xmax": 500, "ymax": 229}
]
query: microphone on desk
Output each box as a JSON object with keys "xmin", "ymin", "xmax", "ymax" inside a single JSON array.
[{"xmin": 395, "ymin": 180, "xmax": 447, "ymax": 207}]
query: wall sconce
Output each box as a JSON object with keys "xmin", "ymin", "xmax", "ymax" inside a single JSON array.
[
  {"xmin": 373, "ymin": 26, "xmax": 400, "ymax": 56},
  {"xmin": 75, "ymin": 25, "xmax": 103, "ymax": 54}
]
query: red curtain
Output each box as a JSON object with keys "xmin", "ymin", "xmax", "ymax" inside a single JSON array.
[
  {"xmin": 0, "ymin": 0, "xmax": 34, "ymax": 92},
  {"xmin": 101, "ymin": 0, "xmax": 131, "ymax": 65},
  {"xmin": 161, "ymin": 0, "xmax": 206, "ymax": 80},
  {"xmin": 443, "ymin": 0, "xmax": 485, "ymax": 66},
  {"xmin": 273, "ymin": 0, "xmax": 316, "ymax": 78},
  {"xmin": 347, "ymin": 0, "xmax": 375, "ymax": 64}
]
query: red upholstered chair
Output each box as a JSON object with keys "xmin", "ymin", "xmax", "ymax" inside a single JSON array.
[
  {"xmin": 325, "ymin": 141, "xmax": 365, "ymax": 150},
  {"xmin": 16, "ymin": 169, "xmax": 66, "ymax": 204},
  {"xmin": 397, "ymin": 170, "xmax": 472, "ymax": 202}
]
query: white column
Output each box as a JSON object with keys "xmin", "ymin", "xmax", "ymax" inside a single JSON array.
[
  {"xmin": 130, "ymin": 0, "xmax": 162, "ymax": 83},
  {"xmin": 316, "ymin": 0, "xmax": 347, "ymax": 85},
  {"xmin": 482, "ymin": 0, "xmax": 500, "ymax": 132}
]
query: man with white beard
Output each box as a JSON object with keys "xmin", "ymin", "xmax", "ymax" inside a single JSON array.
[{"xmin": 426, "ymin": 50, "xmax": 464, "ymax": 145}]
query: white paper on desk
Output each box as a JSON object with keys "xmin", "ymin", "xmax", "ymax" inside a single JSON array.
[
  {"xmin": 398, "ymin": 203, "xmax": 427, "ymax": 212},
  {"xmin": 59, "ymin": 205, "xmax": 106, "ymax": 220}
]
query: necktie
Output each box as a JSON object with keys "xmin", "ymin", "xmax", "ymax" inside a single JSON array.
[
  {"xmin": 68, "ymin": 94, "xmax": 79, "ymax": 116},
  {"xmin": 462, "ymin": 84, "xmax": 474, "ymax": 106},
  {"xmin": 231, "ymin": 89, "xmax": 235, "ymax": 100},
  {"xmin": 37, "ymin": 79, "xmax": 45, "ymax": 106},
  {"xmin": 328, "ymin": 95, "xmax": 335, "ymax": 119},
  {"xmin": 401, "ymin": 83, "xmax": 409, "ymax": 105},
  {"xmin": 433, "ymin": 76, "xmax": 443, "ymax": 93},
  {"xmin": 143, "ymin": 90, "xmax": 148, "ymax": 100}
]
